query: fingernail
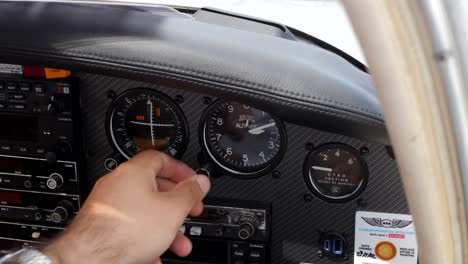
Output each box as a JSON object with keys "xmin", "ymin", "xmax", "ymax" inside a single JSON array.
[{"xmin": 196, "ymin": 174, "xmax": 211, "ymax": 194}]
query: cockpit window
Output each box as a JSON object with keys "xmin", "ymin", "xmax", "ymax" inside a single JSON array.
[{"xmin": 97, "ymin": 0, "xmax": 367, "ymax": 63}]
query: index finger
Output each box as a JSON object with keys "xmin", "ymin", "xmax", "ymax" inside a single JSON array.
[{"xmin": 125, "ymin": 150, "xmax": 196, "ymax": 183}]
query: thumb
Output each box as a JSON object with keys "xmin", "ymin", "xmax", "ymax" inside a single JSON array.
[{"xmin": 162, "ymin": 175, "xmax": 211, "ymax": 217}]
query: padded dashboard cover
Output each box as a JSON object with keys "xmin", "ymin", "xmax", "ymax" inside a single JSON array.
[{"xmin": 0, "ymin": 1, "xmax": 388, "ymax": 143}]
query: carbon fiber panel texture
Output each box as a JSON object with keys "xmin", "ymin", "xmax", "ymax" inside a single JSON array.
[{"xmin": 78, "ymin": 73, "xmax": 409, "ymax": 264}]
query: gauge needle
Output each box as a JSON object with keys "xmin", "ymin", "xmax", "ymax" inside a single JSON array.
[
  {"xmin": 311, "ymin": 166, "xmax": 333, "ymax": 172},
  {"xmin": 130, "ymin": 121, "xmax": 175, "ymax": 127},
  {"xmin": 248, "ymin": 122, "xmax": 276, "ymax": 135},
  {"xmin": 147, "ymin": 98, "xmax": 155, "ymax": 147}
]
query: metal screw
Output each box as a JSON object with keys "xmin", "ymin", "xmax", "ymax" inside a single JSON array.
[
  {"xmin": 175, "ymin": 95, "xmax": 184, "ymax": 104},
  {"xmin": 107, "ymin": 90, "xmax": 116, "ymax": 99},
  {"xmin": 305, "ymin": 142, "xmax": 314, "ymax": 151},
  {"xmin": 272, "ymin": 170, "xmax": 281, "ymax": 179},
  {"xmin": 304, "ymin": 193, "xmax": 313, "ymax": 202},
  {"xmin": 359, "ymin": 146, "xmax": 369, "ymax": 156},
  {"xmin": 357, "ymin": 198, "xmax": 367, "ymax": 208},
  {"xmin": 203, "ymin": 96, "xmax": 212, "ymax": 105},
  {"xmin": 317, "ymin": 250, "xmax": 324, "ymax": 258},
  {"xmin": 216, "ymin": 208, "xmax": 226, "ymax": 215}
]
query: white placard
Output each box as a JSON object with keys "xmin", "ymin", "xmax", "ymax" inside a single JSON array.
[
  {"xmin": 0, "ymin": 63, "xmax": 22, "ymax": 75},
  {"xmin": 354, "ymin": 211, "xmax": 418, "ymax": 264}
]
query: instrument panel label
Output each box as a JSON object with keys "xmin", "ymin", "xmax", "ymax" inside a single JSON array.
[
  {"xmin": 0, "ymin": 63, "xmax": 22, "ymax": 75},
  {"xmin": 354, "ymin": 211, "xmax": 417, "ymax": 264}
]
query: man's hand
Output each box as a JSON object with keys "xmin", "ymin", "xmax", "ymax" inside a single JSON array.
[{"xmin": 43, "ymin": 150, "xmax": 211, "ymax": 264}]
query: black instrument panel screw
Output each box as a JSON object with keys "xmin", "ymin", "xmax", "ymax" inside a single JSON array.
[
  {"xmin": 359, "ymin": 146, "xmax": 369, "ymax": 156},
  {"xmin": 216, "ymin": 208, "xmax": 226, "ymax": 216},
  {"xmin": 305, "ymin": 142, "xmax": 314, "ymax": 151},
  {"xmin": 357, "ymin": 198, "xmax": 367, "ymax": 208},
  {"xmin": 203, "ymin": 96, "xmax": 212, "ymax": 105},
  {"xmin": 272, "ymin": 170, "xmax": 281, "ymax": 179},
  {"xmin": 304, "ymin": 193, "xmax": 313, "ymax": 202},
  {"xmin": 175, "ymin": 95, "xmax": 184, "ymax": 104},
  {"xmin": 317, "ymin": 250, "xmax": 324, "ymax": 258},
  {"xmin": 107, "ymin": 90, "xmax": 116, "ymax": 99}
]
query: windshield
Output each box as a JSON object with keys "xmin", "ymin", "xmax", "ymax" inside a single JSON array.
[{"xmin": 103, "ymin": 0, "xmax": 366, "ymax": 63}]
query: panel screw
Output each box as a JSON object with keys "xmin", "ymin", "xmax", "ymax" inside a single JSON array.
[
  {"xmin": 359, "ymin": 146, "xmax": 369, "ymax": 156},
  {"xmin": 357, "ymin": 198, "xmax": 367, "ymax": 208},
  {"xmin": 272, "ymin": 170, "xmax": 281, "ymax": 179},
  {"xmin": 107, "ymin": 90, "xmax": 116, "ymax": 99},
  {"xmin": 305, "ymin": 142, "xmax": 314, "ymax": 151},
  {"xmin": 304, "ymin": 193, "xmax": 313, "ymax": 202},
  {"xmin": 216, "ymin": 208, "xmax": 226, "ymax": 215},
  {"xmin": 317, "ymin": 250, "xmax": 324, "ymax": 258},
  {"xmin": 175, "ymin": 95, "xmax": 184, "ymax": 104},
  {"xmin": 203, "ymin": 96, "xmax": 212, "ymax": 105}
]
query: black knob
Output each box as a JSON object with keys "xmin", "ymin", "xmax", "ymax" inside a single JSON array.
[
  {"xmin": 196, "ymin": 162, "xmax": 215, "ymax": 178},
  {"xmin": 47, "ymin": 173, "xmax": 64, "ymax": 190},
  {"xmin": 238, "ymin": 214, "xmax": 260, "ymax": 240},
  {"xmin": 55, "ymin": 140, "xmax": 72, "ymax": 155},
  {"xmin": 51, "ymin": 200, "xmax": 74, "ymax": 223},
  {"xmin": 47, "ymin": 97, "xmax": 65, "ymax": 115}
]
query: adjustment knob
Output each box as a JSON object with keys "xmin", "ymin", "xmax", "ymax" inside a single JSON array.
[
  {"xmin": 196, "ymin": 163, "xmax": 215, "ymax": 178},
  {"xmin": 51, "ymin": 200, "xmax": 74, "ymax": 223},
  {"xmin": 55, "ymin": 140, "xmax": 72, "ymax": 155},
  {"xmin": 47, "ymin": 173, "xmax": 64, "ymax": 190},
  {"xmin": 47, "ymin": 97, "xmax": 65, "ymax": 115},
  {"xmin": 238, "ymin": 214, "xmax": 260, "ymax": 240}
]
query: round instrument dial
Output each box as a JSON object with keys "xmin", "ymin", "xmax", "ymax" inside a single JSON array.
[
  {"xmin": 200, "ymin": 101, "xmax": 286, "ymax": 177},
  {"xmin": 106, "ymin": 88, "xmax": 188, "ymax": 159},
  {"xmin": 303, "ymin": 144, "xmax": 368, "ymax": 202}
]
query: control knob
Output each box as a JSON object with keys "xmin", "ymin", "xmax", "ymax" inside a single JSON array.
[
  {"xmin": 196, "ymin": 163, "xmax": 215, "ymax": 178},
  {"xmin": 238, "ymin": 214, "xmax": 260, "ymax": 240},
  {"xmin": 51, "ymin": 200, "xmax": 74, "ymax": 223},
  {"xmin": 55, "ymin": 140, "xmax": 73, "ymax": 155},
  {"xmin": 46, "ymin": 173, "xmax": 64, "ymax": 190}
]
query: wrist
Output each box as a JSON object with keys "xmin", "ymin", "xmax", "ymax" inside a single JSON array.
[
  {"xmin": 42, "ymin": 233, "xmax": 80, "ymax": 264},
  {"xmin": 42, "ymin": 214, "xmax": 128, "ymax": 264}
]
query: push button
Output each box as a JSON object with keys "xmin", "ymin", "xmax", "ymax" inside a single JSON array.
[
  {"xmin": 18, "ymin": 146, "xmax": 29, "ymax": 153},
  {"xmin": 33, "ymin": 83, "xmax": 45, "ymax": 94},
  {"xmin": 19, "ymin": 82, "xmax": 31, "ymax": 92},
  {"xmin": 189, "ymin": 226, "xmax": 202, "ymax": 236},
  {"xmin": 250, "ymin": 251, "xmax": 261, "ymax": 258},
  {"xmin": 36, "ymin": 147, "xmax": 46, "ymax": 155},
  {"xmin": 179, "ymin": 225, "xmax": 186, "ymax": 234},
  {"xmin": 9, "ymin": 104, "xmax": 25, "ymax": 110},
  {"xmin": 1, "ymin": 145, "xmax": 11, "ymax": 152},
  {"xmin": 9, "ymin": 93, "xmax": 26, "ymax": 100},
  {"xmin": 6, "ymin": 81, "xmax": 17, "ymax": 91}
]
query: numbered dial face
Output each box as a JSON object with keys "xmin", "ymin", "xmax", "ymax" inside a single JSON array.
[
  {"xmin": 201, "ymin": 101, "xmax": 286, "ymax": 177},
  {"xmin": 304, "ymin": 144, "xmax": 368, "ymax": 202},
  {"xmin": 107, "ymin": 89, "xmax": 188, "ymax": 159}
]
